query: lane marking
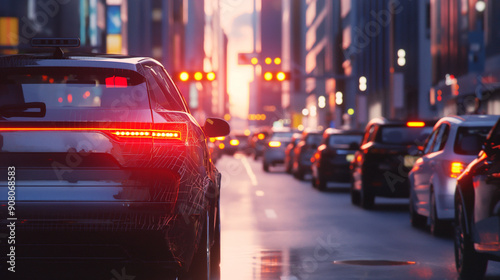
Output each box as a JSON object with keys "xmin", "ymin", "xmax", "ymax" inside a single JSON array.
[
  {"xmin": 255, "ymin": 190, "xmax": 264, "ymax": 196},
  {"xmin": 265, "ymin": 209, "xmax": 277, "ymax": 219},
  {"xmin": 241, "ymin": 156, "xmax": 258, "ymax": 186}
]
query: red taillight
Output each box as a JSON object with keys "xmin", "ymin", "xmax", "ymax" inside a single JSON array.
[
  {"xmin": 112, "ymin": 130, "xmax": 181, "ymax": 140},
  {"xmin": 450, "ymin": 162, "xmax": 465, "ymax": 178},
  {"xmin": 0, "ymin": 123, "xmax": 187, "ymax": 142},
  {"xmin": 407, "ymin": 121, "xmax": 425, "ymax": 127}
]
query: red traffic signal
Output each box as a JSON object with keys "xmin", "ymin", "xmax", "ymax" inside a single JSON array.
[
  {"xmin": 263, "ymin": 71, "xmax": 289, "ymax": 81},
  {"xmin": 175, "ymin": 71, "xmax": 216, "ymax": 82}
]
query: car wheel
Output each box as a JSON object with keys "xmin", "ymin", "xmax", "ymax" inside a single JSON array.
[
  {"xmin": 210, "ymin": 203, "xmax": 221, "ymax": 279},
  {"xmin": 186, "ymin": 211, "xmax": 211, "ymax": 280},
  {"xmin": 295, "ymin": 170, "xmax": 304, "ymax": 181},
  {"xmin": 454, "ymin": 198, "xmax": 488, "ymax": 280},
  {"xmin": 316, "ymin": 175, "xmax": 327, "ymax": 191},
  {"xmin": 285, "ymin": 160, "xmax": 292, "ymax": 174},
  {"xmin": 263, "ymin": 162, "xmax": 270, "ymax": 172},
  {"xmin": 409, "ymin": 194, "xmax": 426, "ymax": 228},
  {"xmin": 430, "ymin": 189, "xmax": 447, "ymax": 236},
  {"xmin": 360, "ymin": 181, "xmax": 374, "ymax": 209},
  {"xmin": 350, "ymin": 178, "xmax": 360, "ymax": 205}
]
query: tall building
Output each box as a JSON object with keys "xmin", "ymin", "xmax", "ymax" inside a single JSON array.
[
  {"xmin": 341, "ymin": 0, "xmax": 432, "ymax": 128},
  {"xmin": 430, "ymin": 0, "xmax": 500, "ymax": 116},
  {"xmin": 127, "ymin": 0, "xmax": 227, "ymax": 121},
  {"xmin": 282, "ymin": 0, "xmax": 306, "ymax": 129},
  {"xmin": 259, "ymin": 0, "xmax": 283, "ymax": 126}
]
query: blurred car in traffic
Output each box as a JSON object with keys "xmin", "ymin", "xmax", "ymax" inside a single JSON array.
[
  {"xmin": 262, "ymin": 129, "xmax": 294, "ymax": 172},
  {"xmin": 453, "ymin": 117, "xmax": 500, "ymax": 280},
  {"xmin": 350, "ymin": 118, "xmax": 434, "ymax": 209},
  {"xmin": 215, "ymin": 135, "xmax": 240, "ymax": 156},
  {"xmin": 292, "ymin": 130, "xmax": 323, "ymax": 180},
  {"xmin": 409, "ymin": 115, "xmax": 498, "ymax": 235},
  {"xmin": 233, "ymin": 132, "xmax": 252, "ymax": 155},
  {"xmin": 249, "ymin": 128, "xmax": 270, "ymax": 160},
  {"xmin": 284, "ymin": 132, "xmax": 303, "ymax": 174},
  {"xmin": 311, "ymin": 129, "xmax": 363, "ymax": 191},
  {"xmin": 0, "ymin": 39, "xmax": 229, "ymax": 279}
]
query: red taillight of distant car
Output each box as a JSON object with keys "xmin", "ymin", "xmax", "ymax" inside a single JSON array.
[
  {"xmin": 269, "ymin": 141, "xmax": 281, "ymax": 148},
  {"xmin": 406, "ymin": 121, "xmax": 425, "ymax": 127}
]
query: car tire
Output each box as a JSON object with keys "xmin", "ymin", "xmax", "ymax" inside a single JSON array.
[
  {"xmin": 360, "ymin": 181, "xmax": 374, "ymax": 209},
  {"xmin": 295, "ymin": 170, "xmax": 304, "ymax": 181},
  {"xmin": 350, "ymin": 176, "xmax": 360, "ymax": 205},
  {"xmin": 285, "ymin": 160, "xmax": 292, "ymax": 174},
  {"xmin": 186, "ymin": 211, "xmax": 211, "ymax": 280},
  {"xmin": 263, "ymin": 162, "xmax": 270, "ymax": 172},
  {"xmin": 316, "ymin": 175, "xmax": 327, "ymax": 191},
  {"xmin": 409, "ymin": 194, "xmax": 426, "ymax": 228},
  {"xmin": 430, "ymin": 189, "xmax": 447, "ymax": 236},
  {"xmin": 210, "ymin": 204, "xmax": 221, "ymax": 279},
  {"xmin": 454, "ymin": 198, "xmax": 488, "ymax": 280}
]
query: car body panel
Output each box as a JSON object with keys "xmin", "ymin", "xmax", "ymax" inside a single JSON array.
[
  {"xmin": 0, "ymin": 53, "xmax": 226, "ymax": 271},
  {"xmin": 410, "ymin": 115, "xmax": 498, "ymax": 220}
]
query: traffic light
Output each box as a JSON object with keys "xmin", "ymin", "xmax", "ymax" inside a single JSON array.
[
  {"xmin": 175, "ymin": 71, "xmax": 216, "ymax": 82},
  {"xmin": 263, "ymin": 71, "xmax": 290, "ymax": 81}
]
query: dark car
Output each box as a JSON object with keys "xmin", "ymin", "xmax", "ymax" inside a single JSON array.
[
  {"xmin": 284, "ymin": 132, "xmax": 302, "ymax": 174},
  {"xmin": 454, "ymin": 118, "xmax": 500, "ymax": 280},
  {"xmin": 262, "ymin": 129, "xmax": 294, "ymax": 172},
  {"xmin": 350, "ymin": 118, "xmax": 433, "ymax": 209},
  {"xmin": 0, "ymin": 39, "xmax": 229, "ymax": 279},
  {"xmin": 215, "ymin": 135, "xmax": 239, "ymax": 156},
  {"xmin": 292, "ymin": 130, "xmax": 323, "ymax": 180},
  {"xmin": 232, "ymin": 132, "xmax": 252, "ymax": 155},
  {"xmin": 249, "ymin": 128, "xmax": 270, "ymax": 160},
  {"xmin": 311, "ymin": 129, "xmax": 363, "ymax": 191}
]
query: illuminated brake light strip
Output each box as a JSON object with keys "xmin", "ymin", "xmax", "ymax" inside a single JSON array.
[
  {"xmin": 113, "ymin": 130, "xmax": 181, "ymax": 140},
  {"xmin": 0, "ymin": 127, "xmax": 181, "ymax": 140},
  {"xmin": 407, "ymin": 121, "xmax": 425, "ymax": 127}
]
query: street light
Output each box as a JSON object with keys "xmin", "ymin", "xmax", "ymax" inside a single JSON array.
[
  {"xmin": 359, "ymin": 76, "xmax": 367, "ymax": 91},
  {"xmin": 335, "ymin": 91, "xmax": 343, "ymax": 105},
  {"xmin": 475, "ymin": 0, "xmax": 486, "ymax": 12},
  {"xmin": 397, "ymin": 49, "xmax": 406, "ymax": 66},
  {"xmin": 302, "ymin": 108, "xmax": 309, "ymax": 116}
]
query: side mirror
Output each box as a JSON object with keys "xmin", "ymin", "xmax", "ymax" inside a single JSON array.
[{"xmin": 203, "ymin": 117, "xmax": 230, "ymax": 138}]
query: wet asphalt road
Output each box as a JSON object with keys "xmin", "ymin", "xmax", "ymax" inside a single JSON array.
[{"xmin": 217, "ymin": 153, "xmax": 500, "ymax": 280}]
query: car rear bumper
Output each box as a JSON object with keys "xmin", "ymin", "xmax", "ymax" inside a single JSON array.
[
  {"xmin": 319, "ymin": 164, "xmax": 351, "ymax": 183},
  {"xmin": 264, "ymin": 149, "xmax": 286, "ymax": 165}
]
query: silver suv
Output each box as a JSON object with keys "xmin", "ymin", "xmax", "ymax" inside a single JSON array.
[{"xmin": 409, "ymin": 115, "xmax": 498, "ymax": 236}]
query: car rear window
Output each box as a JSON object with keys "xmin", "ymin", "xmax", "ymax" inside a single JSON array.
[
  {"xmin": 271, "ymin": 131, "xmax": 294, "ymax": 141},
  {"xmin": 454, "ymin": 126, "xmax": 491, "ymax": 155},
  {"xmin": 306, "ymin": 133, "xmax": 323, "ymax": 145},
  {"xmin": 378, "ymin": 126, "xmax": 432, "ymax": 145},
  {"xmin": 328, "ymin": 134, "xmax": 362, "ymax": 146},
  {"xmin": 0, "ymin": 67, "xmax": 150, "ymax": 120}
]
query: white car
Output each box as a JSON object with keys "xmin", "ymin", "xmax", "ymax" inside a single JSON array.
[{"xmin": 409, "ymin": 115, "xmax": 499, "ymax": 236}]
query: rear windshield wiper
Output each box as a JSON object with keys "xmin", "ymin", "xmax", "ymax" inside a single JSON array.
[{"xmin": 0, "ymin": 102, "xmax": 46, "ymax": 118}]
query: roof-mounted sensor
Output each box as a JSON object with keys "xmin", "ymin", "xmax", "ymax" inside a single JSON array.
[
  {"xmin": 30, "ymin": 38, "xmax": 80, "ymax": 59},
  {"xmin": 31, "ymin": 38, "xmax": 80, "ymax": 48}
]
